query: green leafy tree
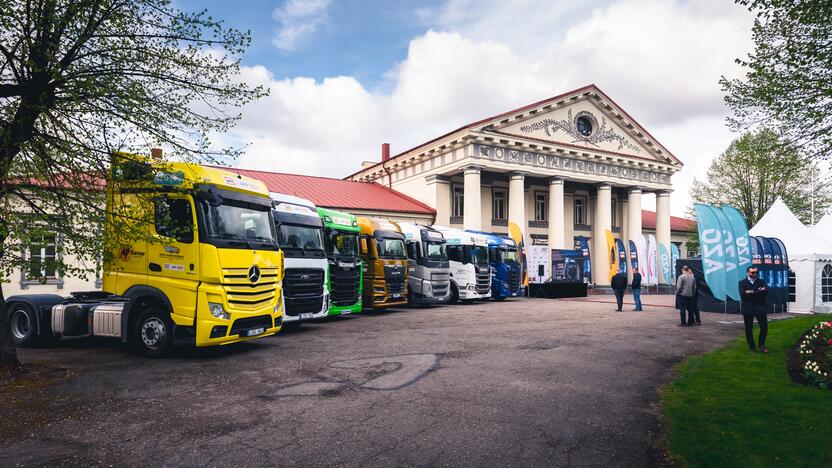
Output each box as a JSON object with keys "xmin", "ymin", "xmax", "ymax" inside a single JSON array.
[
  {"xmin": 0, "ymin": 0, "xmax": 266, "ymax": 365},
  {"xmin": 689, "ymin": 129, "xmax": 831, "ymax": 227},
  {"xmin": 721, "ymin": 0, "xmax": 832, "ymax": 160}
]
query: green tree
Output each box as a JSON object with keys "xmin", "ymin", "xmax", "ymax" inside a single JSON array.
[
  {"xmin": 0, "ymin": 0, "xmax": 266, "ymax": 364},
  {"xmin": 721, "ymin": 0, "xmax": 832, "ymax": 160},
  {"xmin": 689, "ymin": 129, "xmax": 831, "ymax": 227}
]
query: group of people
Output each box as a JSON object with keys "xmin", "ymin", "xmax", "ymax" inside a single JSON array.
[{"xmin": 608, "ymin": 264, "xmax": 769, "ymax": 353}]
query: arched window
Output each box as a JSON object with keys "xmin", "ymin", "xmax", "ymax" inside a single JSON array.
[{"xmin": 822, "ymin": 264, "xmax": 832, "ymax": 303}]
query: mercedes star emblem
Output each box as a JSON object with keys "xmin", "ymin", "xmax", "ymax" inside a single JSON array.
[{"xmin": 248, "ymin": 265, "xmax": 261, "ymax": 283}]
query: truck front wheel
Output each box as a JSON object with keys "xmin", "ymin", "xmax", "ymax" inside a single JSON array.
[
  {"xmin": 8, "ymin": 303, "xmax": 38, "ymax": 346},
  {"xmin": 132, "ymin": 307, "xmax": 174, "ymax": 357}
]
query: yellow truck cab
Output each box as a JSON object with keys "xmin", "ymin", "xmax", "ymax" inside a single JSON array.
[
  {"xmin": 356, "ymin": 217, "xmax": 408, "ymax": 308},
  {"xmin": 6, "ymin": 154, "xmax": 285, "ymax": 356}
]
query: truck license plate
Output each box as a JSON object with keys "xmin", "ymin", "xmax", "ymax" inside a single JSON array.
[
  {"xmin": 300, "ymin": 313, "xmax": 313, "ymax": 320},
  {"xmin": 341, "ymin": 310, "xmax": 351, "ymax": 315},
  {"xmin": 391, "ymin": 293, "xmax": 401, "ymax": 298},
  {"xmin": 246, "ymin": 327, "xmax": 265, "ymax": 336}
]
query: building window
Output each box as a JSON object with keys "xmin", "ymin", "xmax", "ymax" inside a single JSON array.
[
  {"xmin": 611, "ymin": 198, "xmax": 617, "ymax": 227},
  {"xmin": 493, "ymin": 188, "xmax": 506, "ymax": 220},
  {"xmin": 574, "ymin": 197, "xmax": 585, "ymax": 225},
  {"xmin": 822, "ymin": 264, "xmax": 832, "ymax": 303},
  {"xmin": 535, "ymin": 192, "xmax": 547, "ymax": 222},
  {"xmin": 452, "ymin": 185, "xmax": 464, "ymax": 218},
  {"xmin": 27, "ymin": 231, "xmax": 58, "ymax": 280}
]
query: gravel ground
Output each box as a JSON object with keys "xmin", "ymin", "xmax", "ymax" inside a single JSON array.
[{"xmin": 1, "ymin": 296, "xmax": 749, "ymax": 467}]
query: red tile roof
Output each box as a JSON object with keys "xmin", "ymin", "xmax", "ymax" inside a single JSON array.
[
  {"xmin": 642, "ymin": 210, "xmax": 696, "ymax": 232},
  {"xmin": 217, "ymin": 166, "xmax": 436, "ymax": 216}
]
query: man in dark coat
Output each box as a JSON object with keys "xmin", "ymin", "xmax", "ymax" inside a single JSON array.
[
  {"xmin": 631, "ymin": 267, "xmax": 642, "ymax": 311},
  {"xmin": 610, "ymin": 271, "xmax": 628, "ymax": 312},
  {"xmin": 739, "ymin": 266, "xmax": 768, "ymax": 352}
]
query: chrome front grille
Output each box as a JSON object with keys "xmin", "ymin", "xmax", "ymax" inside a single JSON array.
[
  {"xmin": 331, "ymin": 263, "xmax": 360, "ymax": 306},
  {"xmin": 475, "ymin": 266, "xmax": 491, "ymax": 294},
  {"xmin": 509, "ymin": 267, "xmax": 520, "ymax": 292},
  {"xmin": 431, "ymin": 271, "xmax": 450, "ymax": 296},
  {"xmin": 284, "ymin": 268, "xmax": 325, "ymax": 316},
  {"xmin": 384, "ymin": 264, "xmax": 406, "ymax": 294},
  {"xmin": 222, "ymin": 267, "xmax": 279, "ymax": 310}
]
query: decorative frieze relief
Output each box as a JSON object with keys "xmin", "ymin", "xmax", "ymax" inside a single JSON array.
[
  {"xmin": 519, "ymin": 109, "xmax": 642, "ymax": 153},
  {"xmin": 473, "ymin": 144, "xmax": 671, "ymax": 186}
]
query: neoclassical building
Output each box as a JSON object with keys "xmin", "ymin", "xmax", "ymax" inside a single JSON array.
[{"xmin": 347, "ymin": 84, "xmax": 683, "ymax": 286}]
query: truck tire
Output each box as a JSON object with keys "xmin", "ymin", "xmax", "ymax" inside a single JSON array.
[
  {"xmin": 8, "ymin": 303, "xmax": 38, "ymax": 346},
  {"xmin": 449, "ymin": 283, "xmax": 459, "ymax": 305},
  {"xmin": 493, "ymin": 296, "xmax": 507, "ymax": 302},
  {"xmin": 281, "ymin": 321, "xmax": 301, "ymax": 333},
  {"xmin": 131, "ymin": 307, "xmax": 174, "ymax": 357}
]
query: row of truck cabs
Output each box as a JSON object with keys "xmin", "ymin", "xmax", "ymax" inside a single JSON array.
[{"xmin": 5, "ymin": 156, "xmax": 524, "ymax": 356}]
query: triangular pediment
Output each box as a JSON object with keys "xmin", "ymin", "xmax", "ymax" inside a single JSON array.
[{"xmin": 474, "ymin": 85, "xmax": 679, "ymax": 165}]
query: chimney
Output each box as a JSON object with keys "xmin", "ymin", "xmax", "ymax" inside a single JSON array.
[
  {"xmin": 381, "ymin": 143, "xmax": 390, "ymax": 162},
  {"xmin": 150, "ymin": 148, "xmax": 163, "ymax": 159}
]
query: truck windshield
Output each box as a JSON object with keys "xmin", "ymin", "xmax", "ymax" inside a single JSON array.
[
  {"xmin": 424, "ymin": 241, "xmax": 447, "ymax": 260},
  {"xmin": 472, "ymin": 246, "xmax": 489, "ymax": 265},
  {"xmin": 504, "ymin": 247, "xmax": 519, "ymax": 263},
  {"xmin": 277, "ymin": 224, "xmax": 324, "ymax": 256},
  {"xmin": 199, "ymin": 201, "xmax": 277, "ymax": 250},
  {"xmin": 376, "ymin": 237, "xmax": 406, "ymax": 259},
  {"xmin": 324, "ymin": 229, "xmax": 359, "ymax": 257}
]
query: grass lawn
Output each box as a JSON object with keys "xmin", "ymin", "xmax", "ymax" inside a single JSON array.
[{"xmin": 662, "ymin": 315, "xmax": 832, "ymax": 468}]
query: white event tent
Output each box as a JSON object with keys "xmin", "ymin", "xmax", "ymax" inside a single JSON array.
[{"xmin": 750, "ymin": 198, "xmax": 832, "ymax": 313}]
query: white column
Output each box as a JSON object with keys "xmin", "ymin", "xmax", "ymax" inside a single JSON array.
[
  {"xmin": 463, "ymin": 165, "xmax": 482, "ymax": 231},
  {"xmin": 508, "ymin": 171, "xmax": 527, "ymax": 232},
  {"xmin": 592, "ymin": 184, "xmax": 612, "ymax": 286},
  {"xmin": 656, "ymin": 190, "xmax": 672, "ymax": 284},
  {"xmin": 548, "ymin": 177, "xmax": 565, "ymax": 249},
  {"xmin": 427, "ymin": 175, "xmax": 451, "ymax": 226},
  {"xmin": 627, "ymin": 187, "xmax": 643, "ymax": 251}
]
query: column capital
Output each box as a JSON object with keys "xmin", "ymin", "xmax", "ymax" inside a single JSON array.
[
  {"xmin": 463, "ymin": 164, "xmax": 484, "ymax": 175},
  {"xmin": 628, "ymin": 186, "xmax": 644, "ymax": 194},
  {"xmin": 509, "ymin": 170, "xmax": 529, "ymax": 180},
  {"xmin": 549, "ymin": 176, "xmax": 566, "ymax": 185},
  {"xmin": 656, "ymin": 189, "xmax": 673, "ymax": 196},
  {"xmin": 596, "ymin": 183, "xmax": 612, "ymax": 190}
]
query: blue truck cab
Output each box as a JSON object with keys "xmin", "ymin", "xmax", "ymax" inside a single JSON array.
[{"xmin": 467, "ymin": 231, "xmax": 524, "ymax": 300}]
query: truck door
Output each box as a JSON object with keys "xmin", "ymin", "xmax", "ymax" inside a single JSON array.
[{"xmin": 146, "ymin": 195, "xmax": 200, "ymax": 323}]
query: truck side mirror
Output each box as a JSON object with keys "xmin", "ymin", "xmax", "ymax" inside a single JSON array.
[{"xmin": 359, "ymin": 237, "xmax": 368, "ymax": 256}]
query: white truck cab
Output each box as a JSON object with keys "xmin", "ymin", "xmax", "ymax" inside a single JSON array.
[
  {"xmin": 270, "ymin": 193, "xmax": 329, "ymax": 325},
  {"xmin": 394, "ymin": 222, "xmax": 451, "ymax": 305},
  {"xmin": 432, "ymin": 226, "xmax": 491, "ymax": 302}
]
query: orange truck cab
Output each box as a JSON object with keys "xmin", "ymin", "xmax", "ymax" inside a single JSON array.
[{"xmin": 356, "ymin": 217, "xmax": 408, "ymax": 308}]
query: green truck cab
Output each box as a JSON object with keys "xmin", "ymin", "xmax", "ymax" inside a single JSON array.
[{"xmin": 318, "ymin": 207, "xmax": 363, "ymax": 315}]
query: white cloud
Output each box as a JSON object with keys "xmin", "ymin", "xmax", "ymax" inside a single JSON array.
[
  {"xmin": 227, "ymin": 0, "xmax": 754, "ymax": 217},
  {"xmin": 272, "ymin": 0, "xmax": 332, "ymax": 51}
]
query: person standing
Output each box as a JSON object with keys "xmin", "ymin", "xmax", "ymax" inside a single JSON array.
[
  {"xmin": 739, "ymin": 266, "xmax": 769, "ymax": 352},
  {"xmin": 631, "ymin": 267, "xmax": 643, "ymax": 311},
  {"xmin": 675, "ymin": 266, "xmax": 696, "ymax": 326},
  {"xmin": 610, "ymin": 271, "xmax": 628, "ymax": 312}
]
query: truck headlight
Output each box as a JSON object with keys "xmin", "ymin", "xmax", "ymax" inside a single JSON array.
[
  {"xmin": 468, "ymin": 284, "xmax": 477, "ymax": 291},
  {"xmin": 208, "ymin": 302, "xmax": 230, "ymax": 320},
  {"xmin": 423, "ymin": 281, "xmax": 432, "ymax": 296},
  {"xmin": 275, "ymin": 294, "xmax": 283, "ymax": 313}
]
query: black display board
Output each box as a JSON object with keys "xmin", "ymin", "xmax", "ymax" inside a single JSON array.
[{"xmin": 528, "ymin": 282, "xmax": 587, "ymax": 299}]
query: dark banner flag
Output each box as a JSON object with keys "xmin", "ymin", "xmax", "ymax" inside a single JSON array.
[
  {"xmin": 575, "ymin": 236, "xmax": 591, "ymax": 283},
  {"xmin": 760, "ymin": 237, "xmax": 778, "ymax": 307},
  {"xmin": 628, "ymin": 240, "xmax": 639, "ymax": 276},
  {"xmin": 772, "ymin": 237, "xmax": 790, "ymax": 308},
  {"xmin": 616, "ymin": 239, "xmax": 627, "ymax": 275}
]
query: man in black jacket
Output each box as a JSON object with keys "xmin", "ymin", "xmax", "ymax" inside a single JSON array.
[
  {"xmin": 611, "ymin": 271, "xmax": 628, "ymax": 312},
  {"xmin": 739, "ymin": 266, "xmax": 768, "ymax": 352},
  {"xmin": 631, "ymin": 267, "xmax": 642, "ymax": 311}
]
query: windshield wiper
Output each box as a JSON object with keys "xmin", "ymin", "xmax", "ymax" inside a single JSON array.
[
  {"xmin": 251, "ymin": 235, "xmax": 279, "ymax": 251},
  {"xmin": 218, "ymin": 233, "xmax": 253, "ymax": 249}
]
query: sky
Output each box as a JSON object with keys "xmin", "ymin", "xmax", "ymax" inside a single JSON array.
[{"xmin": 179, "ymin": 0, "xmax": 757, "ymax": 216}]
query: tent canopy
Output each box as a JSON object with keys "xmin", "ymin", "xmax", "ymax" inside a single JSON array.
[
  {"xmin": 750, "ymin": 198, "xmax": 832, "ymax": 256},
  {"xmin": 811, "ymin": 213, "xmax": 832, "ymax": 237}
]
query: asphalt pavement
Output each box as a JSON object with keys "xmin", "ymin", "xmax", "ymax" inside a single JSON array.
[{"xmin": 1, "ymin": 296, "xmax": 747, "ymax": 467}]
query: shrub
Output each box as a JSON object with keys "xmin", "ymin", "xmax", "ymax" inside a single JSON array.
[{"xmin": 797, "ymin": 321, "xmax": 832, "ymax": 389}]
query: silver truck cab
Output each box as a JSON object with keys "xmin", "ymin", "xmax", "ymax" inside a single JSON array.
[{"xmin": 394, "ymin": 222, "xmax": 451, "ymax": 305}]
